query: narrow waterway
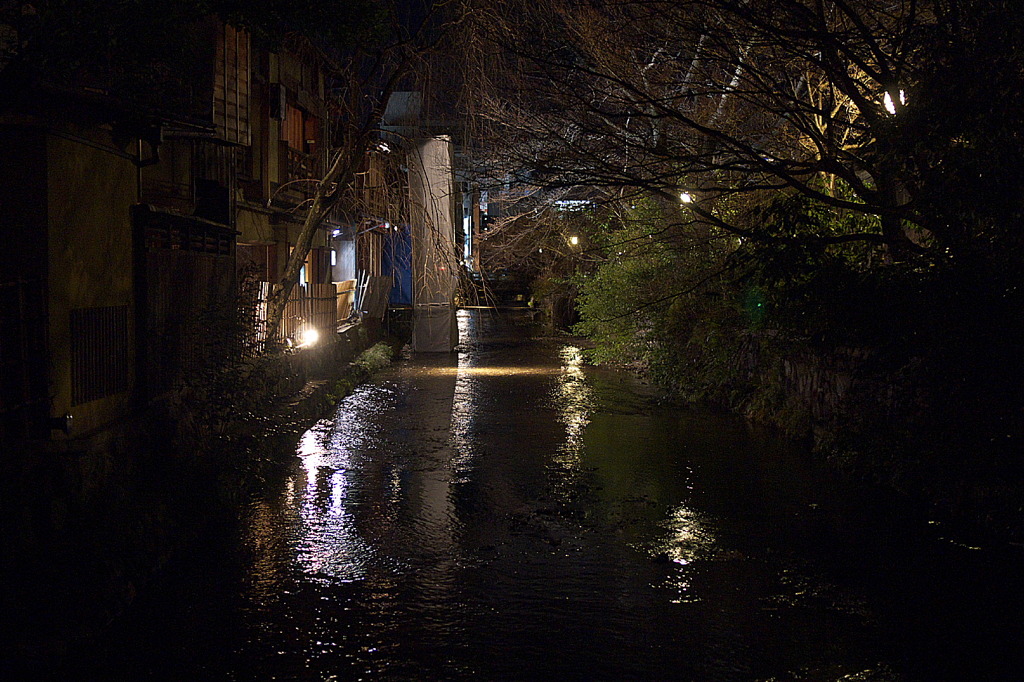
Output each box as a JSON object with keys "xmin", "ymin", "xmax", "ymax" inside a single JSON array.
[{"xmin": 71, "ymin": 309, "xmax": 1023, "ymax": 680}]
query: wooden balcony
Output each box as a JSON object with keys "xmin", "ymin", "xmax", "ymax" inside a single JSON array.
[{"xmin": 274, "ymin": 143, "xmax": 323, "ymax": 205}]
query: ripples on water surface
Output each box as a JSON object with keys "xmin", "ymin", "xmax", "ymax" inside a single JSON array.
[{"xmin": 74, "ymin": 309, "xmax": 1024, "ymax": 680}]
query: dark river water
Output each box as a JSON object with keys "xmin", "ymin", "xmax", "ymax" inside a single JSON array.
[{"xmin": 69, "ymin": 309, "xmax": 1023, "ymax": 680}]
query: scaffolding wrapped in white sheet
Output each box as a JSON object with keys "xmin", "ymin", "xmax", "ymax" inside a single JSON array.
[
  {"xmin": 411, "ymin": 302, "xmax": 458, "ymax": 353},
  {"xmin": 408, "ymin": 136, "xmax": 458, "ymax": 352}
]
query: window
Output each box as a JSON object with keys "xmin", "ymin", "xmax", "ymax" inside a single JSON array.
[
  {"xmin": 283, "ymin": 103, "xmax": 304, "ymax": 150},
  {"xmin": 282, "ymin": 103, "xmax": 318, "ymax": 155},
  {"xmin": 214, "ymin": 24, "xmax": 251, "ymax": 145},
  {"xmin": 70, "ymin": 306, "xmax": 130, "ymax": 405}
]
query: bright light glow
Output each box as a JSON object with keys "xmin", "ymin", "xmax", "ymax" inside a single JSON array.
[
  {"xmin": 417, "ymin": 365, "xmax": 554, "ymax": 377},
  {"xmin": 298, "ymin": 428, "xmax": 326, "ymax": 483},
  {"xmin": 299, "ymin": 327, "xmax": 320, "ymax": 347},
  {"xmin": 569, "ymin": 235, "xmax": 579, "ymax": 246},
  {"xmin": 883, "ymin": 89, "xmax": 907, "ymax": 115},
  {"xmin": 680, "ymin": 191, "xmax": 693, "ymax": 203},
  {"xmin": 330, "ymin": 249, "xmax": 337, "ymax": 266},
  {"xmin": 554, "ymin": 199, "xmax": 592, "ymax": 211}
]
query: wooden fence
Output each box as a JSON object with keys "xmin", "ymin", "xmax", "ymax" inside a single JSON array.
[
  {"xmin": 251, "ymin": 282, "xmax": 339, "ymax": 347},
  {"xmin": 136, "ymin": 205, "xmax": 237, "ymax": 398}
]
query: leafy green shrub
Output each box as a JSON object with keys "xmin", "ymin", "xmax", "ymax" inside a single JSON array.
[{"xmin": 354, "ymin": 342, "xmax": 394, "ymax": 375}]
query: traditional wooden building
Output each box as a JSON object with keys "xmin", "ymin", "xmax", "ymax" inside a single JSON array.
[{"xmin": 0, "ymin": 15, "xmax": 343, "ymax": 443}]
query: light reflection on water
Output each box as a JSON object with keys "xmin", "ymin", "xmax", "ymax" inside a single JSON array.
[
  {"xmin": 60, "ymin": 313, "xmax": 1024, "ymax": 681},
  {"xmin": 415, "ymin": 365, "xmax": 555, "ymax": 376},
  {"xmin": 656, "ymin": 504, "xmax": 715, "ymax": 567},
  {"xmin": 553, "ymin": 344, "xmax": 591, "ymax": 457},
  {"xmin": 243, "ymin": 309, "xmax": 858, "ymax": 678},
  {"xmin": 224, "ymin": 309, "xmax": 1007, "ymax": 681},
  {"xmin": 547, "ymin": 343, "xmax": 594, "ymax": 501},
  {"xmin": 450, "ymin": 309, "xmax": 479, "ymax": 481},
  {"xmin": 649, "ymin": 504, "xmax": 716, "ymax": 605},
  {"xmin": 258, "ymin": 385, "xmax": 410, "ymax": 589}
]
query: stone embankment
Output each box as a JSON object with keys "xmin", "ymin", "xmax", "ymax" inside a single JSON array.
[{"xmin": 731, "ymin": 336, "xmax": 1023, "ymax": 545}]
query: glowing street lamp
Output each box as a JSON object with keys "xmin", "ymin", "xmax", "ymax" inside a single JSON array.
[
  {"xmin": 680, "ymin": 191, "xmax": 693, "ymax": 204},
  {"xmin": 883, "ymin": 89, "xmax": 907, "ymax": 115}
]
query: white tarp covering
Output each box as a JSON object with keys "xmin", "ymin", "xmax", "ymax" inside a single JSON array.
[{"xmin": 408, "ymin": 136, "xmax": 458, "ymax": 352}]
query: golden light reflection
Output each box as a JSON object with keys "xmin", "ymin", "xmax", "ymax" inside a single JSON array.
[
  {"xmin": 284, "ymin": 476, "xmax": 296, "ymax": 507},
  {"xmin": 418, "ymin": 365, "xmax": 556, "ymax": 377},
  {"xmin": 451, "ymin": 309, "xmax": 479, "ymax": 480},
  {"xmin": 661, "ymin": 504, "xmax": 713, "ymax": 565},
  {"xmin": 650, "ymin": 504, "xmax": 715, "ymax": 604},
  {"xmin": 551, "ymin": 345, "xmax": 594, "ymax": 473},
  {"xmin": 241, "ymin": 498, "xmax": 287, "ymax": 601},
  {"xmin": 663, "ymin": 574, "xmax": 700, "ymax": 605},
  {"xmin": 560, "ymin": 345, "xmax": 586, "ymax": 377}
]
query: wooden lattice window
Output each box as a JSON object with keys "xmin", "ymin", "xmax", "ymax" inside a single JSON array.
[{"xmin": 214, "ymin": 24, "xmax": 251, "ymax": 145}]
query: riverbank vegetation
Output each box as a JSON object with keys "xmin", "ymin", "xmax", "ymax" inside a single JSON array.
[{"xmin": 462, "ymin": 0, "xmax": 1024, "ymax": 541}]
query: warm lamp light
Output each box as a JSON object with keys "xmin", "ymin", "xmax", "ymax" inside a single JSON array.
[{"xmin": 299, "ymin": 327, "xmax": 320, "ymax": 347}]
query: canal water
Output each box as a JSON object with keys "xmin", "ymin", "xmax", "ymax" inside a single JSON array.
[{"xmin": 69, "ymin": 309, "xmax": 1023, "ymax": 680}]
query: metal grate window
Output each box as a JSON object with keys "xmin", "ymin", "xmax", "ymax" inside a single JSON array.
[{"xmin": 71, "ymin": 306, "xmax": 130, "ymax": 406}]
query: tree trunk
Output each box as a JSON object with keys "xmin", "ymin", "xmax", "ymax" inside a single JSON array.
[
  {"xmin": 877, "ymin": 174, "xmax": 913, "ymax": 262},
  {"xmin": 263, "ymin": 145, "xmax": 364, "ymax": 349}
]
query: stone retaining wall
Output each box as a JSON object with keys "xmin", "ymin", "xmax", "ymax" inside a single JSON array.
[{"xmin": 732, "ymin": 334, "xmax": 1023, "ymax": 543}]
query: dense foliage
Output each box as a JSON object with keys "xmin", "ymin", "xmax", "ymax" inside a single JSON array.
[{"xmin": 464, "ymin": 0, "xmax": 1024, "ymax": 522}]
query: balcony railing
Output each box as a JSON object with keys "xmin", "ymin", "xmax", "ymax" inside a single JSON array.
[{"xmin": 276, "ymin": 143, "xmax": 323, "ymax": 204}]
